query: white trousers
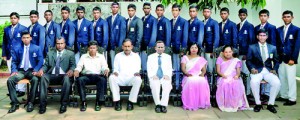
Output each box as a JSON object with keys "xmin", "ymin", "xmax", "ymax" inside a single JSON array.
[
  {"xmin": 250, "ymin": 68, "xmax": 281, "ymax": 105},
  {"xmin": 149, "ymin": 78, "xmax": 172, "ymax": 106},
  {"xmin": 278, "ymin": 63, "xmax": 297, "ymax": 101},
  {"xmin": 109, "ymin": 75, "xmax": 142, "ymax": 103},
  {"xmin": 238, "ymin": 55, "xmax": 251, "ymax": 95}
]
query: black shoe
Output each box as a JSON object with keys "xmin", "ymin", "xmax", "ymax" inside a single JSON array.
[
  {"xmin": 114, "ymin": 101, "xmax": 122, "ymax": 111},
  {"xmin": 59, "ymin": 105, "xmax": 67, "ymax": 113},
  {"xmin": 276, "ymin": 97, "xmax": 288, "ymax": 102},
  {"xmin": 267, "ymin": 105, "xmax": 277, "ymax": 113},
  {"xmin": 26, "ymin": 102, "xmax": 34, "ymax": 112},
  {"xmin": 8, "ymin": 104, "xmax": 19, "ymax": 113},
  {"xmin": 39, "ymin": 104, "xmax": 46, "ymax": 114},
  {"xmin": 253, "ymin": 105, "xmax": 263, "ymax": 112},
  {"xmin": 260, "ymin": 95, "xmax": 269, "ymax": 102},
  {"xmin": 95, "ymin": 101, "xmax": 101, "ymax": 111},
  {"xmin": 283, "ymin": 100, "xmax": 297, "ymax": 106},
  {"xmin": 17, "ymin": 91, "xmax": 25, "ymax": 97},
  {"xmin": 161, "ymin": 106, "xmax": 167, "ymax": 113},
  {"xmin": 80, "ymin": 102, "xmax": 87, "ymax": 111},
  {"xmin": 246, "ymin": 95, "xmax": 254, "ymax": 99},
  {"xmin": 155, "ymin": 105, "xmax": 161, "ymax": 113},
  {"xmin": 126, "ymin": 101, "xmax": 134, "ymax": 111}
]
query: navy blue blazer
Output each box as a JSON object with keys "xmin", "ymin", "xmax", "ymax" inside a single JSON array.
[
  {"xmin": 188, "ymin": 17, "xmax": 204, "ymax": 47},
  {"xmin": 60, "ymin": 18, "xmax": 76, "ymax": 49},
  {"xmin": 11, "ymin": 44, "xmax": 43, "ymax": 73},
  {"xmin": 170, "ymin": 16, "xmax": 188, "ymax": 53},
  {"xmin": 254, "ymin": 22, "xmax": 277, "ymax": 46},
  {"xmin": 2, "ymin": 23, "xmax": 27, "ymax": 59},
  {"xmin": 44, "ymin": 21, "xmax": 61, "ymax": 55},
  {"xmin": 246, "ymin": 43, "xmax": 280, "ymax": 72},
  {"xmin": 126, "ymin": 16, "xmax": 143, "ymax": 50},
  {"xmin": 156, "ymin": 16, "xmax": 171, "ymax": 47},
  {"xmin": 73, "ymin": 18, "xmax": 94, "ymax": 52},
  {"xmin": 141, "ymin": 14, "xmax": 157, "ymax": 50},
  {"xmin": 276, "ymin": 23, "xmax": 300, "ymax": 64},
  {"xmin": 106, "ymin": 14, "xmax": 126, "ymax": 50},
  {"xmin": 203, "ymin": 18, "xmax": 219, "ymax": 53},
  {"xmin": 92, "ymin": 18, "xmax": 109, "ymax": 50},
  {"xmin": 28, "ymin": 22, "xmax": 45, "ymax": 54},
  {"xmin": 237, "ymin": 20, "xmax": 255, "ymax": 55},
  {"xmin": 219, "ymin": 19, "xmax": 238, "ymax": 48}
]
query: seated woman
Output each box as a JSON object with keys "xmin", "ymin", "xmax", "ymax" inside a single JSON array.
[
  {"xmin": 181, "ymin": 42, "xmax": 210, "ymax": 110},
  {"xmin": 216, "ymin": 45, "xmax": 249, "ymax": 112}
]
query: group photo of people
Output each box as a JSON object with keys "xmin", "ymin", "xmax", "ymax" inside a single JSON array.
[{"xmin": 1, "ymin": 1, "xmax": 299, "ymax": 118}]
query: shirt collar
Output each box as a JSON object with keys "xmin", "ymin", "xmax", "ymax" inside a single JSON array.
[
  {"xmin": 241, "ymin": 19, "xmax": 246, "ymax": 24},
  {"xmin": 284, "ymin": 23, "xmax": 291, "ymax": 28},
  {"xmin": 57, "ymin": 49, "xmax": 64, "ymax": 55},
  {"xmin": 87, "ymin": 52, "xmax": 100, "ymax": 58},
  {"xmin": 129, "ymin": 15, "xmax": 135, "ymax": 20},
  {"xmin": 173, "ymin": 16, "xmax": 179, "ymax": 20},
  {"xmin": 122, "ymin": 51, "xmax": 133, "ymax": 56},
  {"xmin": 258, "ymin": 42, "xmax": 267, "ymax": 47},
  {"xmin": 24, "ymin": 44, "xmax": 30, "ymax": 48},
  {"xmin": 222, "ymin": 19, "xmax": 228, "ymax": 24},
  {"xmin": 112, "ymin": 14, "xmax": 118, "ymax": 18},
  {"xmin": 11, "ymin": 23, "xmax": 18, "ymax": 28}
]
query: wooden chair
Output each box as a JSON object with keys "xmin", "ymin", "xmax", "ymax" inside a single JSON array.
[{"xmin": 17, "ymin": 79, "xmax": 30, "ymax": 103}]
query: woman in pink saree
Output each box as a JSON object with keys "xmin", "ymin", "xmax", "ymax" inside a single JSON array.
[
  {"xmin": 181, "ymin": 43, "xmax": 210, "ymax": 110},
  {"xmin": 216, "ymin": 45, "xmax": 250, "ymax": 112}
]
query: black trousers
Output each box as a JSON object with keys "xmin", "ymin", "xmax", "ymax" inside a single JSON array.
[
  {"xmin": 39, "ymin": 74, "xmax": 71, "ymax": 105},
  {"xmin": 76, "ymin": 75, "xmax": 107, "ymax": 102},
  {"xmin": 7, "ymin": 69, "xmax": 39, "ymax": 104}
]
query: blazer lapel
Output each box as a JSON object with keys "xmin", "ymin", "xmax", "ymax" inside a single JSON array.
[
  {"xmin": 255, "ymin": 44, "xmax": 263, "ymax": 62},
  {"xmin": 8, "ymin": 26, "xmax": 13, "ymax": 39},
  {"xmin": 60, "ymin": 51, "xmax": 67, "ymax": 63},
  {"xmin": 280, "ymin": 27, "xmax": 284, "ymax": 43},
  {"xmin": 267, "ymin": 44, "xmax": 272, "ymax": 58},
  {"xmin": 52, "ymin": 50, "xmax": 57, "ymax": 63}
]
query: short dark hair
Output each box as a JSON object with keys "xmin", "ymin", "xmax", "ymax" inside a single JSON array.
[
  {"xmin": 220, "ymin": 7, "xmax": 229, "ymax": 14},
  {"xmin": 143, "ymin": 2, "xmax": 151, "ymax": 7},
  {"xmin": 189, "ymin": 5, "xmax": 198, "ymax": 11},
  {"xmin": 156, "ymin": 4, "xmax": 164, "ymax": 10},
  {"xmin": 127, "ymin": 4, "xmax": 136, "ymax": 10},
  {"xmin": 222, "ymin": 45, "xmax": 238, "ymax": 58},
  {"xmin": 93, "ymin": 6, "xmax": 101, "ymax": 12},
  {"xmin": 56, "ymin": 37, "xmax": 65, "ymax": 43},
  {"xmin": 122, "ymin": 39, "xmax": 132, "ymax": 45},
  {"xmin": 21, "ymin": 31, "xmax": 31, "ymax": 37},
  {"xmin": 111, "ymin": 2, "xmax": 119, "ymax": 6},
  {"xmin": 203, "ymin": 6, "xmax": 211, "ymax": 11},
  {"xmin": 155, "ymin": 40, "xmax": 165, "ymax": 46},
  {"xmin": 259, "ymin": 9, "xmax": 270, "ymax": 16},
  {"xmin": 239, "ymin": 8, "xmax": 247, "ymax": 15},
  {"xmin": 187, "ymin": 42, "xmax": 201, "ymax": 55},
  {"xmin": 172, "ymin": 3, "xmax": 181, "ymax": 11},
  {"xmin": 10, "ymin": 12, "xmax": 20, "ymax": 19},
  {"xmin": 282, "ymin": 10, "xmax": 293, "ymax": 16},
  {"xmin": 61, "ymin": 6, "xmax": 70, "ymax": 13},
  {"xmin": 88, "ymin": 40, "xmax": 98, "ymax": 47},
  {"xmin": 29, "ymin": 10, "xmax": 39, "ymax": 17},
  {"xmin": 76, "ymin": 6, "xmax": 85, "ymax": 13},
  {"xmin": 257, "ymin": 28, "xmax": 268, "ymax": 36},
  {"xmin": 44, "ymin": 10, "xmax": 53, "ymax": 15}
]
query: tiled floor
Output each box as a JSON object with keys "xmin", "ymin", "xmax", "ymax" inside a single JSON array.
[{"xmin": 0, "ymin": 77, "xmax": 299, "ymax": 120}]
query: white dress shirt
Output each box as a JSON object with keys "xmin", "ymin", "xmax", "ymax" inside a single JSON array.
[
  {"xmin": 113, "ymin": 51, "xmax": 141, "ymax": 77},
  {"xmin": 147, "ymin": 53, "xmax": 173, "ymax": 79},
  {"xmin": 239, "ymin": 19, "xmax": 246, "ymax": 30},
  {"xmin": 75, "ymin": 53, "xmax": 109, "ymax": 74},
  {"xmin": 284, "ymin": 23, "xmax": 291, "ymax": 40},
  {"xmin": 77, "ymin": 19, "xmax": 83, "ymax": 30},
  {"xmin": 20, "ymin": 44, "xmax": 32, "ymax": 69},
  {"xmin": 259, "ymin": 42, "xmax": 269, "ymax": 61},
  {"xmin": 51, "ymin": 50, "xmax": 66, "ymax": 74}
]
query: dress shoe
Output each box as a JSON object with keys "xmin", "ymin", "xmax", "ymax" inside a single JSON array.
[
  {"xmin": 155, "ymin": 105, "xmax": 161, "ymax": 113},
  {"xmin": 283, "ymin": 100, "xmax": 297, "ymax": 106},
  {"xmin": 126, "ymin": 101, "xmax": 134, "ymax": 111},
  {"xmin": 161, "ymin": 106, "xmax": 167, "ymax": 113},
  {"xmin": 276, "ymin": 97, "xmax": 288, "ymax": 102},
  {"xmin": 267, "ymin": 105, "xmax": 277, "ymax": 113},
  {"xmin": 114, "ymin": 101, "xmax": 122, "ymax": 111},
  {"xmin": 26, "ymin": 102, "xmax": 34, "ymax": 112},
  {"xmin": 17, "ymin": 91, "xmax": 25, "ymax": 97},
  {"xmin": 39, "ymin": 104, "xmax": 46, "ymax": 114},
  {"xmin": 8, "ymin": 104, "xmax": 19, "ymax": 113},
  {"xmin": 253, "ymin": 105, "xmax": 263, "ymax": 112},
  {"xmin": 80, "ymin": 102, "xmax": 87, "ymax": 111},
  {"xmin": 59, "ymin": 105, "xmax": 67, "ymax": 113},
  {"xmin": 95, "ymin": 101, "xmax": 102, "ymax": 111}
]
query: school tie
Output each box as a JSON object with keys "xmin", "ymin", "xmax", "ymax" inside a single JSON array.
[
  {"xmin": 127, "ymin": 18, "xmax": 132, "ymax": 31},
  {"xmin": 261, "ymin": 45, "xmax": 267, "ymax": 62},
  {"xmin": 260, "ymin": 24, "xmax": 264, "ymax": 29},
  {"xmin": 29, "ymin": 24, "xmax": 34, "ymax": 34},
  {"xmin": 93, "ymin": 20, "xmax": 97, "ymax": 28},
  {"xmin": 11, "ymin": 26, "xmax": 15, "ymax": 36},
  {"xmin": 61, "ymin": 21, "xmax": 66, "ymax": 32},
  {"xmin": 46, "ymin": 23, "xmax": 50, "ymax": 33},
  {"xmin": 190, "ymin": 19, "xmax": 194, "ymax": 25},
  {"xmin": 283, "ymin": 25, "xmax": 288, "ymax": 40},
  {"xmin": 222, "ymin": 21, "xmax": 226, "ymax": 33},
  {"xmin": 156, "ymin": 55, "xmax": 163, "ymax": 79},
  {"xmin": 112, "ymin": 15, "xmax": 116, "ymax": 25},
  {"xmin": 77, "ymin": 19, "xmax": 81, "ymax": 31},
  {"xmin": 24, "ymin": 46, "xmax": 30, "ymax": 71},
  {"xmin": 55, "ymin": 52, "xmax": 61, "ymax": 75},
  {"xmin": 239, "ymin": 22, "xmax": 243, "ymax": 31},
  {"xmin": 172, "ymin": 18, "xmax": 176, "ymax": 29},
  {"xmin": 203, "ymin": 19, "xmax": 207, "ymax": 25}
]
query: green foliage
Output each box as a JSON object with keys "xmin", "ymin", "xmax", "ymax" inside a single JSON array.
[{"xmin": 0, "ymin": 21, "xmax": 11, "ymax": 47}]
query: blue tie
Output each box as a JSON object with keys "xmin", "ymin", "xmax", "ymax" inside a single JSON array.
[
  {"xmin": 156, "ymin": 55, "xmax": 163, "ymax": 79},
  {"xmin": 55, "ymin": 52, "xmax": 61, "ymax": 75},
  {"xmin": 24, "ymin": 46, "xmax": 29, "ymax": 71}
]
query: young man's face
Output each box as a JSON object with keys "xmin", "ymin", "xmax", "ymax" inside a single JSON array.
[
  {"xmin": 111, "ymin": 5, "xmax": 119, "ymax": 15},
  {"xmin": 143, "ymin": 5, "xmax": 151, "ymax": 15},
  {"xmin": 155, "ymin": 43, "xmax": 165, "ymax": 54},
  {"xmin": 128, "ymin": 8, "xmax": 136, "ymax": 18},
  {"xmin": 76, "ymin": 10, "xmax": 84, "ymax": 19},
  {"xmin": 93, "ymin": 10, "xmax": 101, "ymax": 20},
  {"xmin": 44, "ymin": 12, "xmax": 53, "ymax": 22},
  {"xmin": 189, "ymin": 8, "xmax": 197, "ymax": 18},
  {"xmin": 156, "ymin": 7, "xmax": 164, "ymax": 17},
  {"xmin": 257, "ymin": 32, "xmax": 268, "ymax": 44},
  {"xmin": 172, "ymin": 8, "xmax": 180, "ymax": 18},
  {"xmin": 88, "ymin": 45, "xmax": 98, "ymax": 55},
  {"xmin": 220, "ymin": 11, "xmax": 229, "ymax": 21},
  {"xmin": 22, "ymin": 34, "xmax": 32, "ymax": 45},
  {"xmin": 61, "ymin": 10, "xmax": 69, "ymax": 20},
  {"xmin": 29, "ymin": 14, "xmax": 38, "ymax": 24},
  {"xmin": 10, "ymin": 15, "xmax": 19, "ymax": 25},
  {"xmin": 203, "ymin": 9, "xmax": 211, "ymax": 19},
  {"xmin": 282, "ymin": 13, "xmax": 293, "ymax": 25},
  {"xmin": 238, "ymin": 13, "xmax": 247, "ymax": 21},
  {"xmin": 259, "ymin": 13, "xmax": 269, "ymax": 23}
]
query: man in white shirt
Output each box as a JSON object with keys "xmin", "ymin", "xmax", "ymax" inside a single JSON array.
[
  {"xmin": 109, "ymin": 39, "xmax": 142, "ymax": 111},
  {"xmin": 74, "ymin": 41, "xmax": 109, "ymax": 112},
  {"xmin": 147, "ymin": 41, "xmax": 172, "ymax": 113}
]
